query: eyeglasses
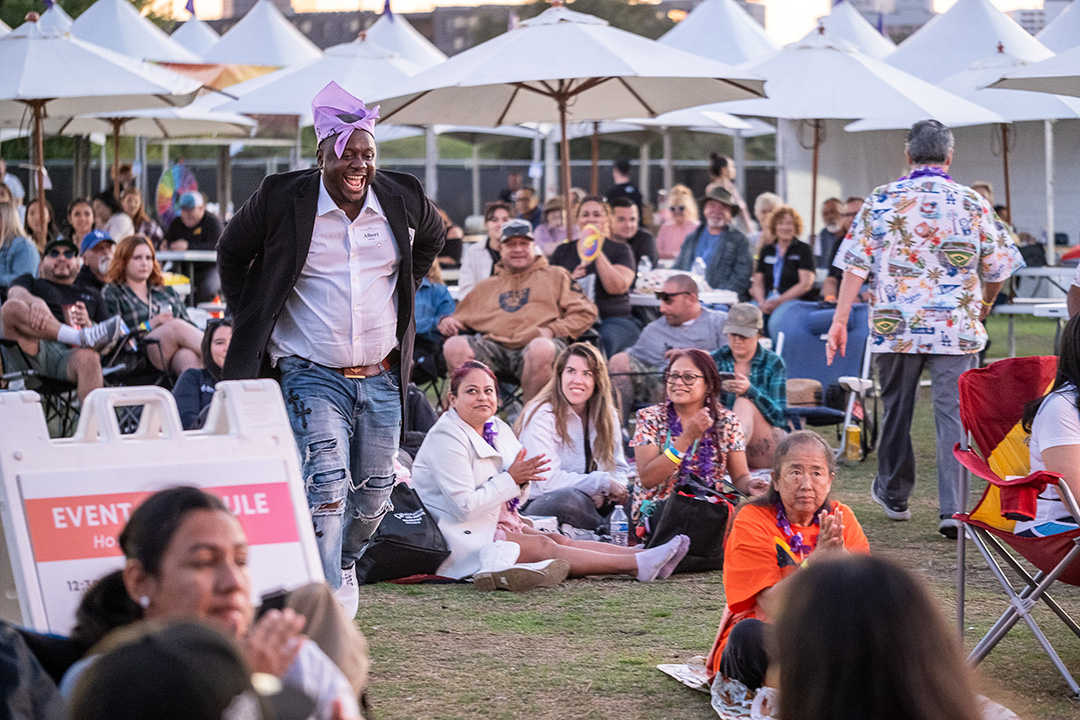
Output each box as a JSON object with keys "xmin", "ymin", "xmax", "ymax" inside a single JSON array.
[
  {"xmin": 47, "ymin": 249, "xmax": 75, "ymax": 259},
  {"xmin": 655, "ymin": 291, "xmax": 691, "ymax": 303},
  {"xmin": 671, "ymin": 205, "xmax": 687, "ymax": 212},
  {"xmin": 664, "ymin": 371, "xmax": 704, "ymax": 386},
  {"xmin": 842, "ymin": 212, "xmax": 858, "ymax": 218}
]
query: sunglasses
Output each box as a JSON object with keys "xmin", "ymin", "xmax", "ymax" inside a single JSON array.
[
  {"xmin": 671, "ymin": 205, "xmax": 687, "ymax": 212},
  {"xmin": 655, "ymin": 291, "xmax": 691, "ymax": 303},
  {"xmin": 48, "ymin": 249, "xmax": 76, "ymax": 259}
]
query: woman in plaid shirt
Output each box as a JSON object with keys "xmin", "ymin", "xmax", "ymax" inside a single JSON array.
[
  {"xmin": 712, "ymin": 303, "xmax": 787, "ymax": 469},
  {"xmin": 103, "ymin": 235, "xmax": 203, "ymax": 378}
]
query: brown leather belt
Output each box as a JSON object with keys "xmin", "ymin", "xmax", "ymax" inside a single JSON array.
[{"xmin": 322, "ymin": 349, "xmax": 400, "ymax": 379}]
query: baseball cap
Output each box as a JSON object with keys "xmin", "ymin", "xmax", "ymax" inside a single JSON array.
[
  {"xmin": 499, "ymin": 218, "xmax": 534, "ymax": 242},
  {"xmin": 178, "ymin": 192, "xmax": 203, "ymax": 210},
  {"xmin": 699, "ymin": 186, "xmax": 741, "ymax": 212},
  {"xmin": 79, "ymin": 229, "xmax": 113, "ymax": 255},
  {"xmin": 44, "ymin": 237, "xmax": 79, "ymax": 256},
  {"xmin": 723, "ymin": 303, "xmax": 764, "ymax": 338}
]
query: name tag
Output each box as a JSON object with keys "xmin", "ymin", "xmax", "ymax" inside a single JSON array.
[{"xmin": 763, "ymin": 255, "xmax": 778, "ymax": 265}]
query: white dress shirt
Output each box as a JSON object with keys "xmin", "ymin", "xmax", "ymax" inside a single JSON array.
[
  {"xmin": 517, "ymin": 403, "xmax": 629, "ymax": 498},
  {"xmin": 269, "ymin": 178, "xmax": 401, "ymax": 367}
]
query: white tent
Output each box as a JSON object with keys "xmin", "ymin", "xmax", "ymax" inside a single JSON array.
[
  {"xmin": 819, "ymin": 0, "xmax": 895, "ymax": 60},
  {"xmin": 202, "ymin": 0, "xmax": 321, "ymax": 67},
  {"xmin": 657, "ymin": 0, "xmax": 778, "ymax": 67},
  {"xmin": 170, "ymin": 17, "xmax": 221, "ymax": 58},
  {"xmin": 38, "ymin": 4, "xmax": 73, "ymax": 34},
  {"xmin": 0, "ymin": 19, "xmax": 10, "ymax": 36},
  {"xmin": 363, "ymin": 10, "xmax": 446, "ymax": 71},
  {"xmin": 1038, "ymin": 0, "xmax": 1080, "ymax": 53},
  {"xmin": 71, "ymin": 0, "xmax": 200, "ymax": 64},
  {"xmin": 887, "ymin": 0, "xmax": 1051, "ymax": 82}
]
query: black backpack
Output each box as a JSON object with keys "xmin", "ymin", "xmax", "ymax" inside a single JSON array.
[{"xmin": 353, "ymin": 483, "xmax": 451, "ymax": 584}]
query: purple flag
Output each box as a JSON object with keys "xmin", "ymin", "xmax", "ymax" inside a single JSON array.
[
  {"xmin": 876, "ymin": 11, "xmax": 885, "ymax": 36},
  {"xmin": 42, "ymin": 0, "xmax": 54, "ymax": 9},
  {"xmin": 186, "ymin": 0, "xmax": 195, "ymax": 16},
  {"xmin": 382, "ymin": 0, "xmax": 392, "ymax": 17}
]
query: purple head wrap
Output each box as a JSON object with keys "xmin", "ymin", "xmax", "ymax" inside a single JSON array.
[{"xmin": 312, "ymin": 81, "xmax": 380, "ymax": 159}]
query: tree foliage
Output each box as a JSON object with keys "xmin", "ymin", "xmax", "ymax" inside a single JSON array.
[{"xmin": 0, "ymin": 0, "xmax": 172, "ymax": 33}]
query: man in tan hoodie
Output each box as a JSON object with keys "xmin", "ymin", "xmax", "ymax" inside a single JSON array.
[{"xmin": 439, "ymin": 219, "xmax": 597, "ymax": 401}]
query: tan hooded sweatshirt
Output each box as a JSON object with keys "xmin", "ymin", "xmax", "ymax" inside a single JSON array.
[{"xmin": 451, "ymin": 256, "xmax": 598, "ymax": 349}]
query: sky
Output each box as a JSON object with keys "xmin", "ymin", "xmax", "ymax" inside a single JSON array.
[{"xmin": 171, "ymin": 0, "xmax": 1052, "ymax": 34}]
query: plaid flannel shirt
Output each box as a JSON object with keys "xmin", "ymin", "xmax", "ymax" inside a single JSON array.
[{"xmin": 712, "ymin": 344, "xmax": 788, "ymax": 428}]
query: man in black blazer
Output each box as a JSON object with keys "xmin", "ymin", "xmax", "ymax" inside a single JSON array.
[{"xmin": 218, "ymin": 81, "xmax": 444, "ymax": 606}]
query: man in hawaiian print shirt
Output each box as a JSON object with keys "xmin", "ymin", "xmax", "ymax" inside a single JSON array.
[{"xmin": 825, "ymin": 120, "xmax": 1023, "ymax": 539}]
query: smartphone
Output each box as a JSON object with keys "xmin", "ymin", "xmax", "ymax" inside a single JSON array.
[
  {"xmin": 255, "ymin": 588, "xmax": 289, "ymax": 620},
  {"xmin": 717, "ymin": 372, "xmax": 736, "ymax": 382}
]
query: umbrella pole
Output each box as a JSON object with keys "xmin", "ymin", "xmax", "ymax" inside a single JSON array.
[
  {"xmin": 30, "ymin": 100, "xmax": 46, "ymax": 249},
  {"xmin": 590, "ymin": 122, "xmax": 599, "ymax": 196},
  {"xmin": 560, "ymin": 100, "xmax": 573, "ymax": 244},
  {"xmin": 1000, "ymin": 123, "xmax": 1012, "ymax": 227},
  {"xmin": 810, "ymin": 120, "xmax": 821, "ymax": 241},
  {"xmin": 112, "ymin": 118, "xmax": 123, "ymax": 200}
]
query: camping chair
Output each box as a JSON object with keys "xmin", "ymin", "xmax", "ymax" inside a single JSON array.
[
  {"xmin": 768, "ymin": 301, "xmax": 875, "ymax": 460},
  {"xmin": 0, "ymin": 339, "xmax": 82, "ymax": 437},
  {"xmin": 952, "ymin": 355, "xmax": 1080, "ymax": 697}
]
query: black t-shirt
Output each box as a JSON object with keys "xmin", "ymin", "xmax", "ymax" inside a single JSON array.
[
  {"xmin": 605, "ymin": 182, "xmax": 643, "ymax": 212},
  {"xmin": 756, "ymin": 240, "xmax": 816, "ymax": 297},
  {"xmin": 549, "ymin": 240, "xmax": 635, "ymax": 319},
  {"xmin": 10, "ymin": 274, "xmax": 107, "ymax": 324},
  {"xmin": 164, "ymin": 212, "xmax": 224, "ymax": 251},
  {"xmin": 75, "ymin": 264, "xmax": 104, "ymax": 293},
  {"xmin": 620, "ymin": 229, "xmax": 658, "ymax": 271}
]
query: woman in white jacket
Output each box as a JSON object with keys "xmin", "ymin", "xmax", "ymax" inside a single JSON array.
[
  {"xmin": 516, "ymin": 343, "xmax": 629, "ymax": 534},
  {"xmin": 411, "ymin": 361, "xmax": 688, "ymax": 590}
]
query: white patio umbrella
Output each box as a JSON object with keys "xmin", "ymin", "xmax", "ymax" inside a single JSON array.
[
  {"xmin": 1037, "ymin": 0, "xmax": 1080, "ymax": 53},
  {"xmin": 370, "ymin": 3, "xmax": 764, "ymax": 242},
  {"xmin": 0, "ymin": 15, "xmax": 201, "ymax": 245},
  {"xmin": 712, "ymin": 28, "xmax": 1004, "ymax": 237},
  {"xmin": 202, "ymin": 0, "xmax": 321, "ymax": 67},
  {"xmin": 171, "ymin": 17, "xmax": 220, "ymax": 58},
  {"xmin": 37, "ymin": 4, "xmax": 72, "ymax": 34},
  {"xmin": 71, "ymin": 0, "xmax": 200, "ymax": 64},
  {"xmin": 820, "ymin": 0, "xmax": 895, "ymax": 60},
  {"xmin": 363, "ymin": 6, "xmax": 446, "ymax": 71},
  {"xmin": 849, "ymin": 49, "xmax": 1080, "ymax": 256},
  {"xmin": 213, "ymin": 34, "xmax": 422, "ymax": 122},
  {"xmin": 991, "ymin": 45, "xmax": 1080, "ymax": 99},
  {"xmin": 0, "ymin": 19, "xmax": 10, "ymax": 36}
]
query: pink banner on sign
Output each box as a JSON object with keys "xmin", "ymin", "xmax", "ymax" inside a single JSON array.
[{"xmin": 24, "ymin": 483, "xmax": 300, "ymax": 563}]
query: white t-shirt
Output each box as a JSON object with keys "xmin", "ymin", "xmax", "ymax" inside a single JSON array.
[{"xmin": 1017, "ymin": 386, "xmax": 1080, "ymax": 536}]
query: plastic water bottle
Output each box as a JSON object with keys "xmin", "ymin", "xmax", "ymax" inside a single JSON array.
[
  {"xmin": 637, "ymin": 255, "xmax": 652, "ymax": 279},
  {"xmin": 610, "ymin": 505, "xmax": 629, "ymax": 547},
  {"xmin": 691, "ymin": 257, "xmax": 707, "ymax": 285}
]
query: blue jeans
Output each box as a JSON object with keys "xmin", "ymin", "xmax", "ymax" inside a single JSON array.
[{"xmin": 279, "ymin": 356, "xmax": 402, "ymax": 589}]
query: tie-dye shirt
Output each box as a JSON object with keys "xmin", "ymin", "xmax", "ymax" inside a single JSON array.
[{"xmin": 840, "ymin": 169, "xmax": 1023, "ymax": 355}]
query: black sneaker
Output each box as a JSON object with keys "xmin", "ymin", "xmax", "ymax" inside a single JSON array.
[
  {"xmin": 938, "ymin": 516, "xmax": 960, "ymax": 540},
  {"xmin": 78, "ymin": 315, "xmax": 126, "ymax": 355},
  {"xmin": 870, "ymin": 479, "xmax": 911, "ymax": 521}
]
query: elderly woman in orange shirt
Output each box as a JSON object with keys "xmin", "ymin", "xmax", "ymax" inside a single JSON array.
[{"xmin": 706, "ymin": 431, "xmax": 869, "ymax": 692}]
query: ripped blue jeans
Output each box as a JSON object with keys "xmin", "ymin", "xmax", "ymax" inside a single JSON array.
[{"xmin": 278, "ymin": 356, "xmax": 402, "ymax": 589}]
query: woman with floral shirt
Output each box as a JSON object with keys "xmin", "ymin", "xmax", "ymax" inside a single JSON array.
[{"xmin": 631, "ymin": 349, "xmax": 769, "ymax": 532}]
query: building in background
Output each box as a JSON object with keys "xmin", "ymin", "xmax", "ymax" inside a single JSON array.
[
  {"xmin": 1008, "ymin": 0, "xmax": 1069, "ymax": 34},
  {"xmin": 847, "ymin": 0, "xmax": 934, "ymax": 41}
]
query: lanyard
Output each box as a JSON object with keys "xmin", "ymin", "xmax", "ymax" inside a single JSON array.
[{"xmin": 771, "ymin": 247, "xmax": 785, "ymax": 293}]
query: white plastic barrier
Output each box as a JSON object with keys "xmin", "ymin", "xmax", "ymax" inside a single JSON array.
[{"xmin": 0, "ymin": 381, "xmax": 323, "ymax": 635}]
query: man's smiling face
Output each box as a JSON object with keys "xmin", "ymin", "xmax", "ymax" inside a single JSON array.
[{"xmin": 318, "ymin": 129, "xmax": 377, "ymax": 211}]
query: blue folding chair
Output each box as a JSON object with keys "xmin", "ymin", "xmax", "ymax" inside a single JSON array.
[{"xmin": 768, "ymin": 301, "xmax": 875, "ymax": 460}]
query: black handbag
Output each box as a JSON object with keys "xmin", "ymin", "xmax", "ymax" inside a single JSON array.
[
  {"xmin": 643, "ymin": 475, "xmax": 733, "ymax": 574},
  {"xmin": 353, "ymin": 482, "xmax": 451, "ymax": 584}
]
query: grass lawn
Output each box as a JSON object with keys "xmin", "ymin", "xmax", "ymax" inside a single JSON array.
[{"xmin": 356, "ymin": 314, "xmax": 1079, "ymax": 720}]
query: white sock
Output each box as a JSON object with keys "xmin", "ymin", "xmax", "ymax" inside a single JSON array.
[
  {"xmin": 635, "ymin": 537, "xmax": 681, "ymax": 582},
  {"xmin": 56, "ymin": 325, "xmax": 81, "ymax": 346}
]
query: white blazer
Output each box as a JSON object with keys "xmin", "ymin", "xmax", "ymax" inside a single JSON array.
[
  {"xmin": 410, "ymin": 409, "xmax": 529, "ymax": 579},
  {"xmin": 456, "ymin": 239, "xmax": 496, "ymax": 301}
]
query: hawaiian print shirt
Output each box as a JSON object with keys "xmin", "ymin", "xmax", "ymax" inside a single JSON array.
[{"xmin": 840, "ymin": 169, "xmax": 1023, "ymax": 355}]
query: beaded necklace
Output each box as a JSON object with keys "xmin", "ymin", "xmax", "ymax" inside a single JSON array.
[
  {"xmin": 665, "ymin": 401, "xmax": 717, "ymax": 483},
  {"xmin": 899, "ymin": 165, "xmax": 953, "ymax": 183},
  {"xmin": 774, "ymin": 501, "xmax": 818, "ymax": 557},
  {"xmin": 483, "ymin": 420, "xmax": 520, "ymax": 512}
]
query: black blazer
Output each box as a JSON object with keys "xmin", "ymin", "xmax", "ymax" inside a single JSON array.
[{"xmin": 217, "ymin": 168, "xmax": 445, "ymax": 425}]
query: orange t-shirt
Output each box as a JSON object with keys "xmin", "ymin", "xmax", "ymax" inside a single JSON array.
[{"xmin": 706, "ymin": 501, "xmax": 870, "ymax": 676}]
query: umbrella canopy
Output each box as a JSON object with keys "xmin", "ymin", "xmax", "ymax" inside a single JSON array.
[
  {"xmin": 71, "ymin": 0, "xmax": 200, "ymax": 63},
  {"xmin": 0, "ymin": 15, "xmax": 201, "ymax": 245},
  {"xmin": 657, "ymin": 0, "xmax": 778, "ymax": 67},
  {"xmin": 171, "ymin": 17, "xmax": 221, "ymax": 58},
  {"xmin": 990, "ymin": 44, "xmax": 1080, "ymax": 98},
  {"xmin": 371, "ymin": 3, "xmax": 763, "ymax": 244},
  {"xmin": 214, "ymin": 34, "xmax": 422, "ymax": 123},
  {"xmin": 202, "ymin": 0, "xmax": 321, "ymax": 67},
  {"xmin": 1038, "ymin": 0, "xmax": 1080, "ymax": 53},
  {"xmin": 712, "ymin": 29, "xmax": 1003, "ymax": 237},
  {"xmin": 54, "ymin": 105, "xmax": 257, "ymax": 139},
  {"xmin": 819, "ymin": 0, "xmax": 895, "ymax": 60},
  {"xmin": 0, "ymin": 19, "xmax": 10, "ymax": 36},
  {"xmin": 38, "ymin": 4, "xmax": 72, "ymax": 34},
  {"xmin": 887, "ymin": 0, "xmax": 1052, "ymax": 83},
  {"xmin": 364, "ymin": 8, "xmax": 446, "ymax": 71}
]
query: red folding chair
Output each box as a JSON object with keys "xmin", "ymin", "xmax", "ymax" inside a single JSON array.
[{"xmin": 952, "ymin": 355, "xmax": 1080, "ymax": 697}]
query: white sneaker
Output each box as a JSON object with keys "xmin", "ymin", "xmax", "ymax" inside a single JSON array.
[
  {"xmin": 472, "ymin": 558, "xmax": 570, "ymax": 592},
  {"xmin": 334, "ymin": 564, "xmax": 359, "ymax": 620}
]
